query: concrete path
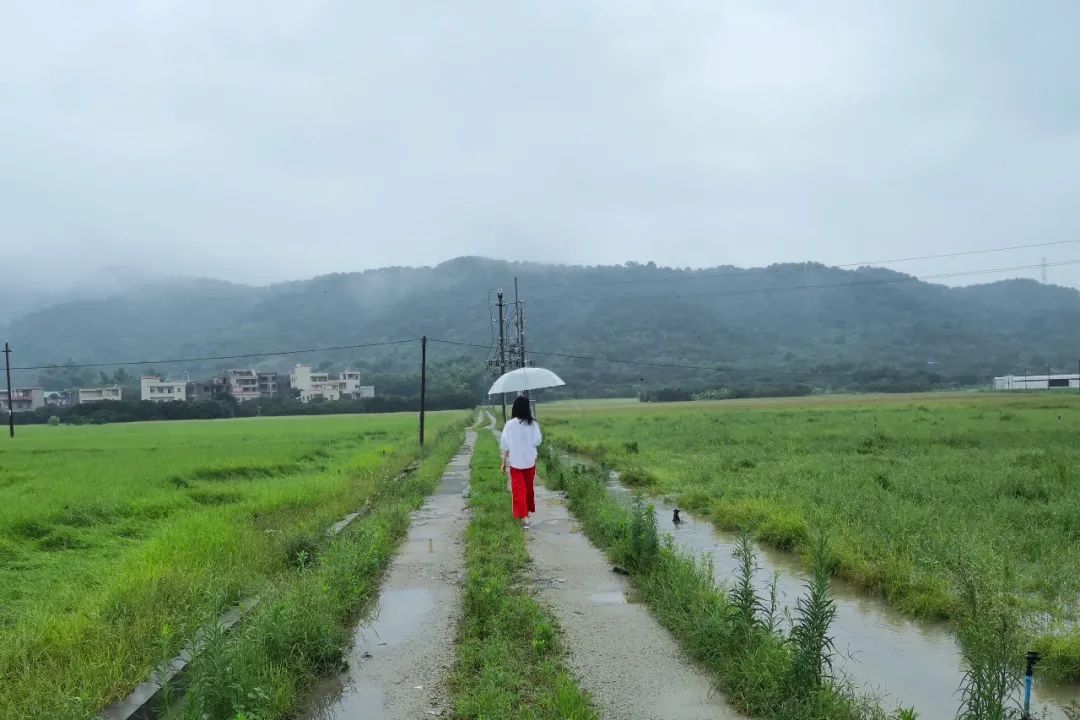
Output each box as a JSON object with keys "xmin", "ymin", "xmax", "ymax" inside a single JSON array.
[
  {"xmin": 304, "ymin": 430, "xmax": 475, "ymax": 720},
  {"xmin": 485, "ymin": 414, "xmax": 739, "ymax": 720}
]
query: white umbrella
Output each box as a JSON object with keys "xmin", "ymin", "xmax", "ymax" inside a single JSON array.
[{"xmin": 487, "ymin": 367, "xmax": 566, "ymax": 395}]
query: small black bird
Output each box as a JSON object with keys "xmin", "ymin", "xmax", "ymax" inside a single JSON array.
[{"xmin": 673, "ymin": 508, "xmax": 683, "ymax": 525}]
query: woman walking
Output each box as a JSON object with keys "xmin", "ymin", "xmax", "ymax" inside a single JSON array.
[{"xmin": 500, "ymin": 396, "xmax": 542, "ymax": 526}]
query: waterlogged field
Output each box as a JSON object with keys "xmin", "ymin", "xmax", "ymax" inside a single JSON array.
[
  {"xmin": 543, "ymin": 393, "xmax": 1080, "ymax": 681},
  {"xmin": 0, "ymin": 413, "xmax": 457, "ymax": 718}
]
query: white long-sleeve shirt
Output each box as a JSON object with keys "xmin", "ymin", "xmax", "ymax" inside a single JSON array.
[{"xmin": 500, "ymin": 418, "xmax": 542, "ymax": 469}]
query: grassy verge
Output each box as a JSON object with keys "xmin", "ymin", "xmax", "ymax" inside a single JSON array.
[
  {"xmin": 0, "ymin": 414, "xmax": 461, "ymax": 719},
  {"xmin": 177, "ymin": 419, "xmax": 467, "ymax": 718},
  {"xmin": 542, "ymin": 395, "xmax": 1080, "ymax": 681},
  {"xmin": 449, "ymin": 433, "xmax": 598, "ymax": 720},
  {"xmin": 542, "ymin": 450, "xmax": 909, "ymax": 720}
]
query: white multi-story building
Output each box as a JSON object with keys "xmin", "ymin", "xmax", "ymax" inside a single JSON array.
[
  {"xmin": 224, "ymin": 369, "xmax": 261, "ymax": 402},
  {"xmin": 0, "ymin": 387, "xmax": 45, "ymax": 413},
  {"xmin": 78, "ymin": 386, "xmax": 122, "ymax": 403},
  {"xmin": 141, "ymin": 376, "xmax": 189, "ymax": 402},
  {"xmin": 290, "ymin": 364, "xmax": 373, "ymax": 402}
]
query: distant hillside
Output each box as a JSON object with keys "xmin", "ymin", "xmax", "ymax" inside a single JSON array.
[{"xmin": 6, "ymin": 257, "xmax": 1080, "ymax": 396}]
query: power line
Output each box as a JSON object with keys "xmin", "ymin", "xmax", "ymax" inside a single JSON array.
[
  {"xmin": 537, "ymin": 238, "xmax": 1080, "ymax": 290},
  {"xmin": 428, "ymin": 338, "xmax": 1016, "ymax": 378},
  {"xmin": 529, "ymin": 259, "xmax": 1080, "ymax": 304},
  {"xmin": 12, "ymin": 338, "xmax": 420, "ymax": 371},
  {"xmin": 429, "ymin": 337, "xmax": 799, "ymax": 375}
]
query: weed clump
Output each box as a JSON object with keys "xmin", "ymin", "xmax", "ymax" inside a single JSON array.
[
  {"xmin": 619, "ymin": 467, "xmax": 658, "ymax": 488},
  {"xmin": 953, "ymin": 559, "xmax": 1024, "ymax": 720},
  {"xmin": 787, "ymin": 535, "xmax": 838, "ymax": 698},
  {"xmin": 282, "ymin": 531, "xmax": 321, "ymax": 569}
]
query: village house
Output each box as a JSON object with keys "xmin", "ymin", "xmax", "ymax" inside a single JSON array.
[
  {"xmin": 0, "ymin": 387, "xmax": 45, "ymax": 413},
  {"xmin": 78, "ymin": 386, "xmax": 122, "ymax": 403},
  {"xmin": 289, "ymin": 364, "xmax": 374, "ymax": 403},
  {"xmin": 140, "ymin": 376, "xmax": 189, "ymax": 402}
]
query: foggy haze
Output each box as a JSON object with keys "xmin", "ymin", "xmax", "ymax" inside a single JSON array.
[{"xmin": 3, "ymin": 1, "xmax": 1080, "ymax": 291}]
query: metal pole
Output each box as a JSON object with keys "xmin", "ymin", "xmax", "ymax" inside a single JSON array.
[
  {"xmin": 419, "ymin": 336, "xmax": 427, "ymax": 446},
  {"xmin": 4, "ymin": 343, "xmax": 13, "ymax": 438},
  {"xmin": 1023, "ymin": 651, "xmax": 1041, "ymax": 719},
  {"xmin": 518, "ymin": 278, "xmax": 527, "ymax": 371},
  {"xmin": 497, "ymin": 292, "xmax": 507, "ymax": 423}
]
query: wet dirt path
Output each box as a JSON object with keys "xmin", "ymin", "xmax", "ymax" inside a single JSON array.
[
  {"xmin": 303, "ymin": 429, "xmax": 475, "ymax": 720},
  {"xmin": 485, "ymin": 413, "xmax": 739, "ymax": 720}
]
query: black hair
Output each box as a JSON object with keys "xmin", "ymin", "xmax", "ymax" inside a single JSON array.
[{"xmin": 511, "ymin": 395, "xmax": 534, "ymax": 424}]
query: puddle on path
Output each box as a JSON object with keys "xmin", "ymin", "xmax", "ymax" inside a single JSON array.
[
  {"xmin": 588, "ymin": 590, "xmax": 642, "ymax": 605},
  {"xmin": 595, "ymin": 472, "xmax": 1078, "ymax": 719},
  {"xmin": 304, "ymin": 588, "xmax": 435, "ymax": 719},
  {"xmin": 356, "ymin": 587, "xmax": 435, "ymax": 649},
  {"xmin": 434, "ymin": 468, "xmax": 469, "ymax": 496},
  {"xmin": 528, "ymin": 517, "xmax": 576, "ymax": 535},
  {"xmin": 400, "ymin": 537, "xmax": 436, "ymax": 555},
  {"xmin": 307, "ymin": 678, "xmax": 386, "ymax": 720}
]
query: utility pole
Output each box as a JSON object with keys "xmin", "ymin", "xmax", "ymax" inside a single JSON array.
[
  {"xmin": 419, "ymin": 336, "xmax": 427, "ymax": 447},
  {"xmin": 4, "ymin": 343, "xmax": 13, "ymax": 438},
  {"xmin": 514, "ymin": 277, "xmax": 526, "ymax": 370},
  {"xmin": 496, "ymin": 291, "xmax": 507, "ymax": 423}
]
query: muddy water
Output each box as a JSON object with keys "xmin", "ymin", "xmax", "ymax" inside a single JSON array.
[
  {"xmin": 306, "ymin": 588, "xmax": 437, "ymax": 720},
  {"xmin": 599, "ymin": 476, "xmax": 1079, "ymax": 720}
]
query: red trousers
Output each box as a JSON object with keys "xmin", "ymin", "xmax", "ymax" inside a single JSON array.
[{"xmin": 510, "ymin": 466, "xmax": 536, "ymax": 519}]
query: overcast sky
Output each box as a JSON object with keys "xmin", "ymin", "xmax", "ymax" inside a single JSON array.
[{"xmin": 3, "ymin": 1, "xmax": 1080, "ymax": 290}]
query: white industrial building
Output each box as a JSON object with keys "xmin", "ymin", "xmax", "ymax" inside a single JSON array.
[
  {"xmin": 993, "ymin": 374, "xmax": 1080, "ymax": 390},
  {"xmin": 141, "ymin": 376, "xmax": 189, "ymax": 402},
  {"xmin": 290, "ymin": 364, "xmax": 374, "ymax": 402}
]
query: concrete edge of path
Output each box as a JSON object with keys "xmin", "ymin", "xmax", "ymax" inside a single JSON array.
[{"xmin": 483, "ymin": 412, "xmax": 742, "ymax": 720}]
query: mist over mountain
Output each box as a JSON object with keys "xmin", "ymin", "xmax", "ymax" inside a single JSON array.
[
  {"xmin": 5, "ymin": 257, "xmax": 1080, "ymax": 395},
  {"xmin": 0, "ymin": 267, "xmax": 186, "ymax": 325}
]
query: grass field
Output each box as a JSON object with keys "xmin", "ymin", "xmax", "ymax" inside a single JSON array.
[
  {"xmin": 542, "ymin": 392, "xmax": 1080, "ymax": 681},
  {"xmin": 0, "ymin": 412, "xmax": 459, "ymax": 719}
]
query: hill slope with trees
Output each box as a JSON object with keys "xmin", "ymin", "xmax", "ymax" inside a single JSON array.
[{"xmin": 5, "ymin": 256, "xmax": 1080, "ymax": 398}]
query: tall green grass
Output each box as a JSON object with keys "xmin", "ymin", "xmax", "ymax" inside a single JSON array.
[
  {"xmin": 449, "ymin": 434, "xmax": 598, "ymax": 720},
  {"xmin": 0, "ymin": 412, "xmax": 459, "ymax": 719},
  {"xmin": 543, "ymin": 453, "xmax": 910, "ymax": 720},
  {"xmin": 543, "ymin": 393, "xmax": 1080, "ymax": 680},
  {"xmin": 178, "ymin": 420, "xmax": 466, "ymax": 719}
]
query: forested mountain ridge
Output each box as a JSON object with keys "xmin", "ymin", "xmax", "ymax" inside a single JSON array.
[{"xmin": 5, "ymin": 256, "xmax": 1080, "ymax": 396}]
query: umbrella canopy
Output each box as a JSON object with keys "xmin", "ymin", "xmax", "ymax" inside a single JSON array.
[{"xmin": 487, "ymin": 367, "xmax": 566, "ymax": 395}]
